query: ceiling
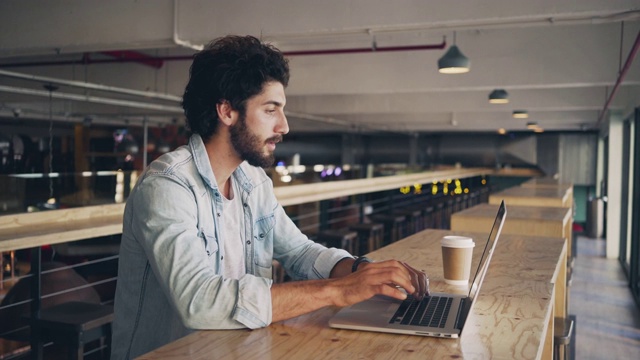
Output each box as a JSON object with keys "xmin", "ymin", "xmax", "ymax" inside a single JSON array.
[{"xmin": 1, "ymin": 0, "xmax": 639, "ymax": 135}]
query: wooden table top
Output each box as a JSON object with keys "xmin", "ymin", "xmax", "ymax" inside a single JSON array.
[
  {"xmin": 521, "ymin": 177, "xmax": 572, "ymax": 186},
  {"xmin": 453, "ymin": 203, "xmax": 571, "ymax": 221},
  {"xmin": 273, "ymin": 167, "xmax": 492, "ymax": 206},
  {"xmin": 0, "ymin": 203, "xmax": 125, "ymax": 252},
  {"xmin": 138, "ymin": 229, "xmax": 566, "ymax": 360},
  {"xmin": 520, "ymin": 179, "xmax": 574, "ymax": 195},
  {"xmin": 489, "ymin": 186, "xmax": 572, "ymax": 208},
  {"xmin": 451, "ymin": 203, "xmax": 572, "ymax": 233}
]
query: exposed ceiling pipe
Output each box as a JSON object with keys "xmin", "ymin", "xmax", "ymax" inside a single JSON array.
[
  {"xmin": 0, "ymin": 108, "xmax": 173, "ymax": 128},
  {"xmin": 0, "ymin": 82, "xmax": 404, "ymax": 134},
  {"xmin": 597, "ymin": 28, "xmax": 640, "ymax": 125},
  {"xmin": 281, "ymin": 39, "xmax": 445, "ymax": 56},
  {"xmin": 0, "ymin": 40, "xmax": 447, "ymax": 68},
  {"xmin": 0, "ymin": 69, "xmax": 182, "ymax": 102},
  {"xmin": 285, "ymin": 110, "xmax": 407, "ymax": 135},
  {"xmin": 99, "ymin": 50, "xmax": 165, "ymax": 69},
  {"xmin": 0, "ymin": 84, "xmax": 183, "ymax": 113},
  {"xmin": 265, "ymin": 10, "xmax": 640, "ymax": 40}
]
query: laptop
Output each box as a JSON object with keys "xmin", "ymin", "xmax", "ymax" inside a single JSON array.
[{"xmin": 329, "ymin": 200, "xmax": 507, "ymax": 338}]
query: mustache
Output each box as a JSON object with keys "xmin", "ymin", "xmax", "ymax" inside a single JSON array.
[{"xmin": 266, "ymin": 135, "xmax": 283, "ymax": 144}]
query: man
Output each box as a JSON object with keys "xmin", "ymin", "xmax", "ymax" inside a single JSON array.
[{"xmin": 112, "ymin": 35, "xmax": 428, "ymax": 359}]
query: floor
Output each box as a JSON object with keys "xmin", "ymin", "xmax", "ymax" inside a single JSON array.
[{"xmin": 570, "ymin": 235, "xmax": 640, "ymax": 359}]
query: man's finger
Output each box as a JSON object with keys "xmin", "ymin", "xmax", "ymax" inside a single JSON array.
[{"xmin": 402, "ymin": 262, "xmax": 429, "ymax": 299}]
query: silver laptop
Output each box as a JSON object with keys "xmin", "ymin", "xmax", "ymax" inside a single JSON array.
[{"xmin": 329, "ymin": 200, "xmax": 507, "ymax": 338}]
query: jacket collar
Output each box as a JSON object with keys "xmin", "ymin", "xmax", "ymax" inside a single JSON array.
[{"xmin": 189, "ymin": 133, "xmax": 254, "ymax": 194}]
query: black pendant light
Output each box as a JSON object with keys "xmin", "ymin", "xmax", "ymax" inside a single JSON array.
[{"xmin": 438, "ymin": 32, "xmax": 470, "ymax": 74}]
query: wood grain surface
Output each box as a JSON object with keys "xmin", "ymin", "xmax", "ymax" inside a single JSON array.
[
  {"xmin": 273, "ymin": 168, "xmax": 493, "ymax": 206},
  {"xmin": 451, "ymin": 203, "xmax": 572, "ymax": 261},
  {"xmin": 489, "ymin": 186, "xmax": 572, "ymax": 208},
  {"xmin": 0, "ymin": 203, "xmax": 125, "ymax": 251}
]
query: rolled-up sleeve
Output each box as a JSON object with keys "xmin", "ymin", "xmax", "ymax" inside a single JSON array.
[
  {"xmin": 271, "ymin": 204, "xmax": 352, "ymax": 280},
  {"xmin": 233, "ymin": 276, "xmax": 273, "ymax": 328},
  {"xmin": 312, "ymin": 248, "xmax": 353, "ymax": 278}
]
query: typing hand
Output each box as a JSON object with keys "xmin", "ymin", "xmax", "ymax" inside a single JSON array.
[
  {"xmin": 401, "ymin": 262, "xmax": 430, "ymax": 300},
  {"xmin": 330, "ymin": 260, "xmax": 424, "ymax": 307}
]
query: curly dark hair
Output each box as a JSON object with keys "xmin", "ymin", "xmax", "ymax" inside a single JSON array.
[{"xmin": 182, "ymin": 35, "xmax": 290, "ymax": 141}]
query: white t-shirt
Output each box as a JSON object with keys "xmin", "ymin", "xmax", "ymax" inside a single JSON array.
[{"xmin": 220, "ymin": 178, "xmax": 246, "ymax": 279}]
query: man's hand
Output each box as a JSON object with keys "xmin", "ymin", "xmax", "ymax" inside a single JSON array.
[
  {"xmin": 328, "ymin": 260, "xmax": 429, "ymax": 307},
  {"xmin": 401, "ymin": 262, "xmax": 430, "ymax": 299},
  {"xmin": 271, "ymin": 259, "xmax": 430, "ymax": 323}
]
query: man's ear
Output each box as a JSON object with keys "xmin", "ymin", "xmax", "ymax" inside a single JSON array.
[{"xmin": 216, "ymin": 100, "xmax": 237, "ymax": 127}]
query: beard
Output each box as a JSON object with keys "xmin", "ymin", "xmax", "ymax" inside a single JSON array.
[{"xmin": 230, "ymin": 111, "xmax": 281, "ymax": 168}]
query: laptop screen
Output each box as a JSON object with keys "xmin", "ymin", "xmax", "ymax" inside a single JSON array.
[{"xmin": 466, "ymin": 200, "xmax": 507, "ymax": 301}]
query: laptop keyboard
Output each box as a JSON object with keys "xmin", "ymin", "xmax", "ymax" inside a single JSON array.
[{"xmin": 389, "ymin": 296, "xmax": 453, "ymax": 328}]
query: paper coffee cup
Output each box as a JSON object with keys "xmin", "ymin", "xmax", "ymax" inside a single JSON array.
[{"xmin": 441, "ymin": 235, "xmax": 475, "ymax": 286}]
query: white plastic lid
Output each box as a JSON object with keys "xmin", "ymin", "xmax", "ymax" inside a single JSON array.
[{"xmin": 441, "ymin": 235, "xmax": 475, "ymax": 248}]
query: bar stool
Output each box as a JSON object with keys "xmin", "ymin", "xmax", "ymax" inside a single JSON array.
[
  {"xmin": 0, "ymin": 251, "xmax": 17, "ymax": 290},
  {"xmin": 369, "ymin": 214, "xmax": 406, "ymax": 245},
  {"xmin": 443, "ymin": 198, "xmax": 455, "ymax": 229},
  {"xmin": 453, "ymin": 196, "xmax": 464, "ymax": 212},
  {"xmin": 392, "ymin": 209, "xmax": 423, "ymax": 236},
  {"xmin": 554, "ymin": 316, "xmax": 574, "ymax": 360},
  {"xmin": 469, "ymin": 191, "xmax": 479, "ymax": 207},
  {"xmin": 462, "ymin": 193, "xmax": 470, "ymax": 209},
  {"xmin": 29, "ymin": 301, "xmax": 114, "ymax": 360},
  {"xmin": 348, "ymin": 223, "xmax": 384, "ymax": 255},
  {"xmin": 422, "ymin": 205, "xmax": 435, "ymax": 229},
  {"xmin": 430, "ymin": 201, "xmax": 443, "ymax": 229},
  {"xmin": 317, "ymin": 229, "xmax": 358, "ymax": 255},
  {"xmin": 479, "ymin": 187, "xmax": 490, "ymax": 203}
]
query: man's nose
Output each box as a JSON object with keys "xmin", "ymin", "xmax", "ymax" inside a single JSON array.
[{"xmin": 277, "ymin": 112, "xmax": 289, "ymax": 135}]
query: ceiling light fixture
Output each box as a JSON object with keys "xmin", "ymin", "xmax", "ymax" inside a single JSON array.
[
  {"xmin": 497, "ymin": 128, "xmax": 507, "ymax": 135},
  {"xmin": 438, "ymin": 31, "xmax": 470, "ymax": 74},
  {"xmin": 488, "ymin": 89, "xmax": 509, "ymax": 104},
  {"xmin": 526, "ymin": 121, "xmax": 538, "ymax": 129},
  {"xmin": 512, "ymin": 110, "xmax": 529, "ymax": 118}
]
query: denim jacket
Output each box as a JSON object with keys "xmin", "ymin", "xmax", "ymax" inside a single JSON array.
[{"xmin": 111, "ymin": 134, "xmax": 351, "ymax": 359}]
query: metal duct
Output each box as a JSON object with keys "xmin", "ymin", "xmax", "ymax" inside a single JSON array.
[{"xmin": 0, "ymin": 40, "xmax": 447, "ymax": 68}]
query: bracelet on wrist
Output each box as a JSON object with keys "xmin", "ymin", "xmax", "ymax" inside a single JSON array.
[{"xmin": 352, "ymin": 256, "xmax": 372, "ymax": 273}]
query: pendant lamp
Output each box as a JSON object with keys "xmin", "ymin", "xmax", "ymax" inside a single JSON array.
[
  {"xmin": 438, "ymin": 32, "xmax": 470, "ymax": 74},
  {"xmin": 488, "ymin": 89, "xmax": 509, "ymax": 104}
]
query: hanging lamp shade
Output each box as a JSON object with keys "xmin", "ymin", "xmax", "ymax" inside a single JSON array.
[
  {"xmin": 488, "ymin": 89, "xmax": 509, "ymax": 104},
  {"xmin": 512, "ymin": 110, "xmax": 529, "ymax": 118},
  {"xmin": 438, "ymin": 45, "xmax": 470, "ymax": 74}
]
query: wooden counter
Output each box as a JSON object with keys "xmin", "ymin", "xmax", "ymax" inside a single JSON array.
[
  {"xmin": 489, "ymin": 186, "xmax": 572, "ymax": 208},
  {"xmin": 273, "ymin": 168, "xmax": 492, "ymax": 206},
  {"xmin": 450, "ymin": 203, "xmax": 572, "ymax": 261},
  {"xmin": 520, "ymin": 179, "xmax": 574, "ymax": 208},
  {"xmin": 521, "ymin": 177, "xmax": 572, "ymax": 187},
  {"xmin": 492, "ymin": 167, "xmax": 544, "ymax": 178},
  {"xmin": 450, "ymin": 204, "xmax": 571, "ymax": 320},
  {"xmin": 0, "ymin": 168, "xmax": 493, "ymax": 252},
  {"xmin": 138, "ymin": 229, "xmax": 566, "ymax": 360},
  {"xmin": 0, "ymin": 203, "xmax": 125, "ymax": 252}
]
